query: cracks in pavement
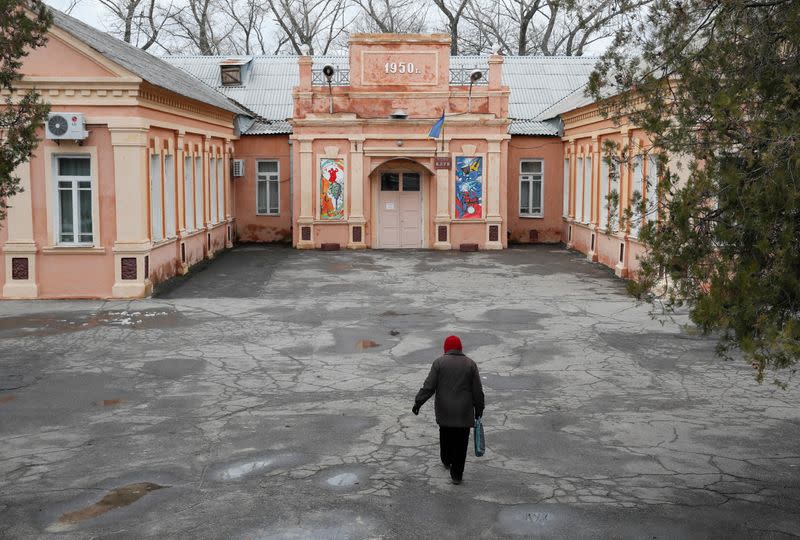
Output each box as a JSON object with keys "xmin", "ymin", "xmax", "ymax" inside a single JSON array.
[{"xmin": 1, "ymin": 247, "xmax": 799, "ymax": 537}]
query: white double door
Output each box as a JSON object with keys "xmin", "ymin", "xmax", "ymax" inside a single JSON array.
[{"xmin": 377, "ymin": 172, "xmax": 422, "ymax": 248}]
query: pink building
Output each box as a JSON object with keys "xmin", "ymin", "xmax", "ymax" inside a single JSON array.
[{"xmin": 1, "ymin": 8, "xmax": 653, "ymax": 299}]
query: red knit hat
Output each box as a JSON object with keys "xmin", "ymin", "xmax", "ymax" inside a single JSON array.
[{"xmin": 443, "ymin": 335, "xmax": 463, "ymax": 353}]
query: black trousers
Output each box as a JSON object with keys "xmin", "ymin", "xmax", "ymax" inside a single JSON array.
[{"xmin": 439, "ymin": 426, "xmax": 471, "ymax": 481}]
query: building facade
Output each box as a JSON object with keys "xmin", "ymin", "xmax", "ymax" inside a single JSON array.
[{"xmin": 1, "ymin": 8, "xmax": 655, "ymax": 299}]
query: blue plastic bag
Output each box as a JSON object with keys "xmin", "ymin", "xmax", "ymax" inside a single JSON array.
[{"xmin": 474, "ymin": 418, "xmax": 485, "ymax": 457}]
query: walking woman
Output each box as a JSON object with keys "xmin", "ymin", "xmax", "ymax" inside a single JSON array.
[{"xmin": 412, "ymin": 335, "xmax": 485, "ymax": 484}]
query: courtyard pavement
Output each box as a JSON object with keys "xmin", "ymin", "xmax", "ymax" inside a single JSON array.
[{"xmin": 1, "ymin": 245, "xmax": 799, "ymax": 539}]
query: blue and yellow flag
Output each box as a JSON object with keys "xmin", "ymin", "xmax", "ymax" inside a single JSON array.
[{"xmin": 428, "ymin": 112, "xmax": 445, "ymax": 139}]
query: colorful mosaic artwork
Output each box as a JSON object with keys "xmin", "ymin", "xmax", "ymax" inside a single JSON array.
[
  {"xmin": 320, "ymin": 158, "xmax": 345, "ymax": 219},
  {"xmin": 455, "ymin": 156, "xmax": 483, "ymax": 219}
]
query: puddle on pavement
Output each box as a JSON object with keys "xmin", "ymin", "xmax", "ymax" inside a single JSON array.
[
  {"xmin": 210, "ymin": 453, "xmax": 299, "ymax": 482},
  {"xmin": 57, "ymin": 482, "xmax": 165, "ymax": 526},
  {"xmin": 327, "ymin": 327, "xmax": 395, "ymax": 355},
  {"xmin": 97, "ymin": 399, "xmax": 122, "ymax": 407},
  {"xmin": 355, "ymin": 339, "xmax": 379, "ymax": 350},
  {"xmin": 0, "ymin": 395, "xmax": 15, "ymax": 404},
  {"xmin": 218, "ymin": 459, "xmax": 274, "ymax": 481},
  {"xmin": 497, "ymin": 505, "xmax": 558, "ymax": 535},
  {"xmin": 0, "ymin": 308, "xmax": 189, "ymax": 338},
  {"xmin": 244, "ymin": 510, "xmax": 378, "ymax": 539},
  {"xmin": 327, "ymin": 262, "xmax": 353, "ymax": 272},
  {"xmin": 317, "ymin": 466, "xmax": 368, "ymax": 490},
  {"xmin": 481, "ymin": 372, "xmax": 560, "ymax": 393},
  {"xmin": 483, "ymin": 308, "xmax": 550, "ymax": 329},
  {"xmin": 142, "ymin": 358, "xmax": 206, "ymax": 379}
]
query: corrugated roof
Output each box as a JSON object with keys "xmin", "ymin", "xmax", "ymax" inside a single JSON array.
[
  {"xmin": 508, "ymin": 119, "xmax": 562, "ymax": 136},
  {"xmin": 164, "ymin": 55, "xmax": 347, "ymax": 123},
  {"xmin": 244, "ymin": 120, "xmax": 293, "ymax": 135},
  {"xmin": 49, "ymin": 8, "xmax": 245, "ymax": 115},
  {"xmin": 501, "ymin": 56, "xmax": 598, "ymax": 121},
  {"xmin": 164, "ymin": 54, "xmax": 598, "ymax": 135}
]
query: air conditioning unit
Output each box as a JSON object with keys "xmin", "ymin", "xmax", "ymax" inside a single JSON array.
[
  {"xmin": 46, "ymin": 113, "xmax": 88, "ymax": 140},
  {"xmin": 232, "ymin": 159, "xmax": 245, "ymax": 178}
]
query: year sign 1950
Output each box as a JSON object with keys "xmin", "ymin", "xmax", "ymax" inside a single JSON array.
[{"xmin": 384, "ymin": 62, "xmax": 420, "ymax": 75}]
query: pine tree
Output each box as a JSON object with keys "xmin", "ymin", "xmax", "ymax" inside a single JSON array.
[
  {"xmin": 0, "ymin": 0, "xmax": 52, "ymax": 222},
  {"xmin": 590, "ymin": 0, "xmax": 800, "ymax": 383}
]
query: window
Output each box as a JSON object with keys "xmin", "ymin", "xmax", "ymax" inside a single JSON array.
[
  {"xmin": 631, "ymin": 155, "xmax": 644, "ymax": 237},
  {"xmin": 164, "ymin": 154, "xmax": 176, "ymax": 238},
  {"xmin": 562, "ymin": 158, "xmax": 569, "ymax": 217},
  {"xmin": 194, "ymin": 156, "xmax": 203, "ymax": 229},
  {"xmin": 149, "ymin": 153, "xmax": 163, "ymax": 242},
  {"xmin": 402, "ymin": 173, "xmax": 420, "ymax": 191},
  {"xmin": 220, "ymin": 65, "xmax": 242, "ymax": 86},
  {"xmin": 257, "ymin": 160, "xmax": 280, "ymax": 215},
  {"xmin": 56, "ymin": 156, "xmax": 93, "ymax": 245},
  {"xmin": 575, "ymin": 157, "xmax": 584, "ymax": 222},
  {"xmin": 380, "ymin": 172, "xmax": 399, "ymax": 191},
  {"xmin": 184, "ymin": 155, "xmax": 194, "ymax": 231},
  {"xmin": 583, "ymin": 156, "xmax": 592, "ymax": 224},
  {"xmin": 519, "ymin": 159, "xmax": 543, "ymax": 217},
  {"xmin": 646, "ymin": 155, "xmax": 658, "ymax": 224},
  {"xmin": 217, "ymin": 158, "xmax": 225, "ymax": 220},
  {"xmin": 599, "ymin": 158, "xmax": 610, "ymax": 229},
  {"xmin": 210, "ymin": 157, "xmax": 218, "ymax": 223}
]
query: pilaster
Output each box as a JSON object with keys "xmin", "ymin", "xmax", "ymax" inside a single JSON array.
[
  {"xmin": 297, "ymin": 139, "xmax": 315, "ymax": 248},
  {"xmin": 3, "ymin": 161, "xmax": 38, "ymax": 298},
  {"xmin": 566, "ymin": 139, "xmax": 576, "ymax": 249},
  {"xmin": 616, "ymin": 128, "xmax": 632, "ymax": 277},
  {"xmin": 433, "ymin": 140, "xmax": 451, "ymax": 250},
  {"xmin": 484, "ymin": 139, "xmax": 503, "ymax": 250},
  {"xmin": 587, "ymin": 136, "xmax": 600, "ymax": 262},
  {"xmin": 110, "ymin": 126, "xmax": 152, "ymax": 297},
  {"xmin": 347, "ymin": 137, "xmax": 367, "ymax": 249}
]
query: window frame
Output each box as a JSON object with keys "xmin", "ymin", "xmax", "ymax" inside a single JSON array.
[
  {"xmin": 210, "ymin": 155, "xmax": 218, "ymax": 224},
  {"xmin": 184, "ymin": 153, "xmax": 194, "ymax": 232},
  {"xmin": 256, "ymin": 159, "xmax": 280, "ymax": 216},
  {"xmin": 518, "ymin": 158, "xmax": 544, "ymax": 218},
  {"xmin": 164, "ymin": 152, "xmax": 176, "ymax": 238},
  {"xmin": 149, "ymin": 150, "xmax": 163, "ymax": 242},
  {"xmin": 194, "ymin": 155, "xmax": 203, "ymax": 229},
  {"xmin": 54, "ymin": 155, "xmax": 94, "ymax": 246},
  {"xmin": 220, "ymin": 65, "xmax": 242, "ymax": 86},
  {"xmin": 583, "ymin": 156, "xmax": 592, "ymax": 224}
]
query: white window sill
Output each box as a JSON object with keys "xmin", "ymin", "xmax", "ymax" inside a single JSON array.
[
  {"xmin": 42, "ymin": 245, "xmax": 105, "ymax": 255},
  {"xmin": 256, "ymin": 212, "xmax": 281, "ymax": 217},
  {"xmin": 518, "ymin": 214, "xmax": 544, "ymax": 219}
]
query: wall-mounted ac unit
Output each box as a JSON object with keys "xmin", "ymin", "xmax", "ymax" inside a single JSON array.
[
  {"xmin": 46, "ymin": 113, "xmax": 89, "ymax": 140},
  {"xmin": 232, "ymin": 159, "xmax": 245, "ymax": 178}
]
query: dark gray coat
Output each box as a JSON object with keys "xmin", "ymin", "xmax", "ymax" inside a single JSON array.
[{"xmin": 414, "ymin": 351, "xmax": 485, "ymax": 428}]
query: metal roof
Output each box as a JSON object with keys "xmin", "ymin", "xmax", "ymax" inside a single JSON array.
[
  {"xmin": 49, "ymin": 8, "xmax": 245, "ymax": 115},
  {"xmin": 164, "ymin": 54, "xmax": 598, "ymax": 136},
  {"xmin": 245, "ymin": 120, "xmax": 293, "ymax": 135},
  {"xmin": 508, "ymin": 119, "xmax": 562, "ymax": 136}
]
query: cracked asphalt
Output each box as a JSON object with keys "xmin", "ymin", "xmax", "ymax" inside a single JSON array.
[{"xmin": 1, "ymin": 245, "xmax": 799, "ymax": 539}]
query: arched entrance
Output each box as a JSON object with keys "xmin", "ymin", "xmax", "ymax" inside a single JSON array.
[{"xmin": 370, "ymin": 159, "xmax": 431, "ymax": 248}]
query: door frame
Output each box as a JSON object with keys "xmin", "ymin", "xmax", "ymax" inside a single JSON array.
[{"xmin": 370, "ymin": 159, "xmax": 430, "ymax": 249}]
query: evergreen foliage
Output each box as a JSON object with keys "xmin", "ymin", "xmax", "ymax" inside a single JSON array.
[
  {"xmin": 0, "ymin": 0, "xmax": 52, "ymax": 222},
  {"xmin": 590, "ymin": 0, "xmax": 800, "ymax": 383}
]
